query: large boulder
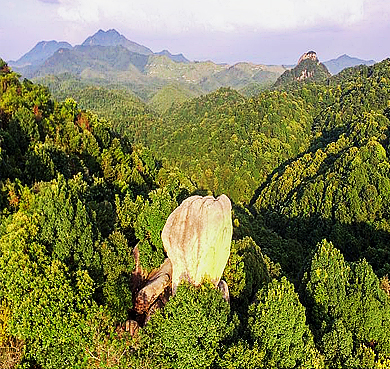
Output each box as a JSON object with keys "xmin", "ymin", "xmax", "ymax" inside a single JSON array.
[{"xmin": 161, "ymin": 194, "xmax": 232, "ymax": 292}]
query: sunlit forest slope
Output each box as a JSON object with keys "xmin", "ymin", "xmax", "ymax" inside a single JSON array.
[{"xmin": 1, "ymin": 57, "xmax": 390, "ymax": 369}]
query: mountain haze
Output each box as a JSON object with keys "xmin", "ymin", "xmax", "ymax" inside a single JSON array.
[
  {"xmin": 10, "ymin": 40, "xmax": 72, "ymax": 67},
  {"xmin": 12, "ymin": 29, "xmax": 286, "ymax": 106},
  {"xmin": 82, "ymin": 29, "xmax": 153, "ymax": 55},
  {"xmin": 8, "ymin": 29, "xmax": 379, "ymax": 112},
  {"xmin": 324, "ymin": 54, "xmax": 375, "ymax": 75}
]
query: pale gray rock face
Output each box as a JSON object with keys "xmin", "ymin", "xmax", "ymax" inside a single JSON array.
[{"xmin": 161, "ymin": 194, "xmax": 232, "ymax": 293}]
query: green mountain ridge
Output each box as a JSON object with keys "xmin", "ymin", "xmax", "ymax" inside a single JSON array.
[{"xmin": 27, "ymin": 47, "xmax": 286, "ymax": 110}]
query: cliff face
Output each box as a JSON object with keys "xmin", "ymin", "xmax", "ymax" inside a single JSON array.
[
  {"xmin": 274, "ymin": 51, "xmax": 331, "ymax": 87},
  {"xmin": 297, "ymin": 51, "xmax": 318, "ymax": 65}
]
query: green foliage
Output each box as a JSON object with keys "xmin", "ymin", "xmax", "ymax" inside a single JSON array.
[
  {"xmin": 43, "ymin": 78, "xmax": 158, "ymax": 137},
  {"xmin": 303, "ymin": 240, "xmax": 350, "ymax": 330},
  {"xmin": 0, "ymin": 207, "xmax": 96, "ymax": 369},
  {"xmin": 98, "ymin": 230, "xmax": 135, "ymax": 321},
  {"xmin": 135, "ymin": 87, "xmax": 314, "ymax": 203},
  {"xmin": 218, "ymin": 340, "xmax": 266, "ymax": 369},
  {"xmin": 275, "ymin": 58, "xmax": 331, "ymax": 88},
  {"xmin": 3, "ymin": 55, "xmax": 390, "ymax": 369},
  {"xmin": 223, "ymin": 237, "xmax": 279, "ymax": 313},
  {"xmin": 135, "ymin": 188, "xmax": 177, "ymax": 272},
  {"xmin": 136, "ymin": 282, "xmax": 231, "ymax": 369},
  {"xmin": 36, "ymin": 176, "xmax": 99, "ymax": 271},
  {"xmin": 302, "ymin": 240, "xmax": 390, "ymax": 367},
  {"xmin": 254, "ymin": 60, "xmax": 390, "ymax": 278},
  {"xmin": 0, "ymin": 65, "xmax": 167, "ymax": 366},
  {"xmin": 346, "ymin": 260, "xmax": 390, "ymax": 355},
  {"xmin": 247, "ymin": 277, "xmax": 322, "ymax": 368}
]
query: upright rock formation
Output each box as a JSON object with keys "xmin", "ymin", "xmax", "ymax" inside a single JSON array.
[
  {"xmin": 161, "ymin": 194, "xmax": 232, "ymax": 292},
  {"xmin": 297, "ymin": 51, "xmax": 318, "ymax": 65},
  {"xmin": 274, "ymin": 50, "xmax": 331, "ymax": 87},
  {"xmin": 128, "ymin": 194, "xmax": 232, "ymax": 332}
]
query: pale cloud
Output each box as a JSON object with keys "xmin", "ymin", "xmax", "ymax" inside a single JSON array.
[
  {"xmin": 56, "ymin": 0, "xmax": 369, "ymax": 34},
  {"xmin": 2, "ymin": 0, "xmax": 390, "ymax": 63},
  {"xmin": 38, "ymin": 0, "xmax": 60, "ymax": 4},
  {"xmin": 58, "ymin": 0, "xmax": 100, "ymax": 22}
]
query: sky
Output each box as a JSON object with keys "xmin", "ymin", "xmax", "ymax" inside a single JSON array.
[{"xmin": 1, "ymin": 0, "xmax": 390, "ymax": 65}]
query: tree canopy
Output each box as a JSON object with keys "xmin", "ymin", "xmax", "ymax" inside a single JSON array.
[{"xmin": 1, "ymin": 57, "xmax": 390, "ymax": 369}]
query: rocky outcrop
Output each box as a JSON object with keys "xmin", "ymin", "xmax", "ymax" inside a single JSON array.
[
  {"xmin": 297, "ymin": 51, "xmax": 318, "ymax": 65},
  {"xmin": 274, "ymin": 50, "xmax": 331, "ymax": 87},
  {"xmin": 161, "ymin": 195, "xmax": 232, "ymax": 293},
  {"xmin": 128, "ymin": 194, "xmax": 232, "ymax": 332}
]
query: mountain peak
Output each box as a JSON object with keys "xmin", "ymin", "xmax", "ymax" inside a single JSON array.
[
  {"xmin": 297, "ymin": 51, "xmax": 318, "ymax": 65},
  {"xmin": 323, "ymin": 54, "xmax": 376, "ymax": 75},
  {"xmin": 10, "ymin": 40, "xmax": 72, "ymax": 67},
  {"xmin": 96, "ymin": 29, "xmax": 121, "ymax": 37},
  {"xmin": 81, "ymin": 29, "xmax": 153, "ymax": 55},
  {"xmin": 155, "ymin": 49, "xmax": 190, "ymax": 63},
  {"xmin": 275, "ymin": 51, "xmax": 330, "ymax": 87},
  {"xmin": 82, "ymin": 29, "xmax": 125, "ymax": 47}
]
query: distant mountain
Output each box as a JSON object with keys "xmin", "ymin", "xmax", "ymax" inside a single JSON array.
[
  {"xmin": 149, "ymin": 82, "xmax": 200, "ymax": 112},
  {"xmin": 323, "ymin": 54, "xmax": 375, "ymax": 75},
  {"xmin": 82, "ymin": 29, "xmax": 153, "ymax": 55},
  {"xmin": 274, "ymin": 51, "xmax": 331, "ymax": 87},
  {"xmin": 23, "ymin": 46, "xmax": 286, "ymax": 103},
  {"xmin": 10, "ymin": 40, "xmax": 72, "ymax": 67},
  {"xmin": 155, "ymin": 50, "xmax": 189, "ymax": 63},
  {"xmin": 8, "ymin": 28, "xmax": 287, "ymax": 105},
  {"xmin": 35, "ymin": 45, "xmax": 149, "ymax": 78}
]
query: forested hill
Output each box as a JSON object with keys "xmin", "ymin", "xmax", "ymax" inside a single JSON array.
[
  {"xmin": 2, "ymin": 56, "xmax": 390, "ymax": 369},
  {"xmin": 137, "ymin": 87, "xmax": 317, "ymax": 203},
  {"xmin": 253, "ymin": 59, "xmax": 390, "ymax": 277}
]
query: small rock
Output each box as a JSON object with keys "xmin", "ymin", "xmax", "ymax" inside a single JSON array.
[
  {"xmin": 125, "ymin": 320, "xmax": 139, "ymax": 336},
  {"xmin": 217, "ymin": 279, "xmax": 230, "ymax": 302},
  {"xmin": 134, "ymin": 258, "xmax": 172, "ymax": 314}
]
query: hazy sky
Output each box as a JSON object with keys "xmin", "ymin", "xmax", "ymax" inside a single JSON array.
[{"xmin": 1, "ymin": 0, "xmax": 390, "ymax": 65}]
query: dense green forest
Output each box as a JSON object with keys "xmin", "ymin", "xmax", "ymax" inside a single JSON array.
[{"xmin": 1, "ymin": 55, "xmax": 390, "ymax": 369}]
